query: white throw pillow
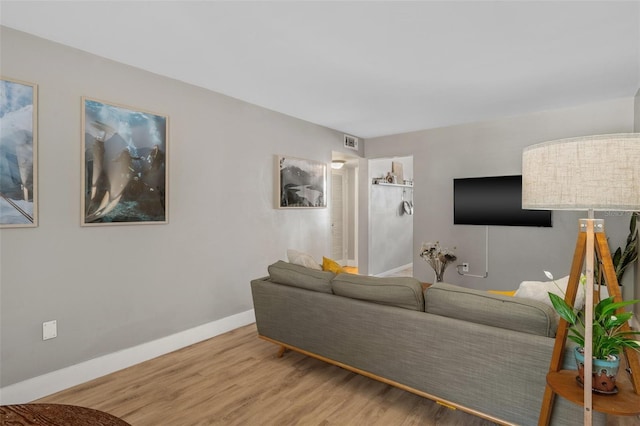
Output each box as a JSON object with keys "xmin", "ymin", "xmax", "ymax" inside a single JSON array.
[
  {"xmin": 286, "ymin": 249, "xmax": 321, "ymax": 270},
  {"xmin": 515, "ymin": 275, "xmax": 585, "ymax": 311}
]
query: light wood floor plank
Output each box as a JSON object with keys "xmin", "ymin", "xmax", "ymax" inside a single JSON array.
[{"xmin": 35, "ymin": 324, "xmax": 637, "ymax": 425}]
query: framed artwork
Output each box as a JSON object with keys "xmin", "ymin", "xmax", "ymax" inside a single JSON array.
[
  {"xmin": 276, "ymin": 155, "xmax": 327, "ymax": 208},
  {"xmin": 82, "ymin": 97, "xmax": 168, "ymax": 226},
  {"xmin": 0, "ymin": 77, "xmax": 38, "ymax": 228}
]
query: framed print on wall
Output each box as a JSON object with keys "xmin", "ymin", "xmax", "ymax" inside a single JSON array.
[
  {"xmin": 82, "ymin": 97, "xmax": 168, "ymax": 226},
  {"xmin": 0, "ymin": 77, "xmax": 38, "ymax": 228},
  {"xmin": 276, "ymin": 155, "xmax": 327, "ymax": 208}
]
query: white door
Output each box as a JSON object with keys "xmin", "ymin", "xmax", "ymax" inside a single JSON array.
[{"xmin": 331, "ymin": 170, "xmax": 347, "ymax": 263}]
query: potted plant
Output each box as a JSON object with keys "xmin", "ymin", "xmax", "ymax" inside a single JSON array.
[
  {"xmin": 595, "ymin": 211, "xmax": 638, "ymax": 287},
  {"xmin": 419, "ymin": 241, "xmax": 456, "ymax": 282},
  {"xmin": 612, "ymin": 211, "xmax": 638, "ymax": 283},
  {"xmin": 546, "ymin": 271, "xmax": 640, "ymax": 393}
]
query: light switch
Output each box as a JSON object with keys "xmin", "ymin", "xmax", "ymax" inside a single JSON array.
[{"xmin": 43, "ymin": 320, "xmax": 57, "ymax": 340}]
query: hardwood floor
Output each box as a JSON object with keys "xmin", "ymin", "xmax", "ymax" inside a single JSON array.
[{"xmin": 36, "ymin": 324, "xmax": 638, "ymax": 425}]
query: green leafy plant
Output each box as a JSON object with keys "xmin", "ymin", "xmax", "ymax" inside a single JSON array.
[
  {"xmin": 613, "ymin": 211, "xmax": 639, "ymax": 282},
  {"xmin": 547, "ymin": 272, "xmax": 640, "ymax": 359},
  {"xmin": 595, "ymin": 211, "xmax": 638, "ymax": 285}
]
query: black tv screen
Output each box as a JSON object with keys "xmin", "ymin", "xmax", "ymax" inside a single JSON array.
[{"xmin": 453, "ymin": 175, "xmax": 552, "ymax": 227}]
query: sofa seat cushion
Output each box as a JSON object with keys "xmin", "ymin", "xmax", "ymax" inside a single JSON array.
[
  {"xmin": 268, "ymin": 261, "xmax": 334, "ymax": 294},
  {"xmin": 425, "ymin": 282, "xmax": 558, "ymax": 337},
  {"xmin": 331, "ymin": 274, "xmax": 424, "ymax": 311}
]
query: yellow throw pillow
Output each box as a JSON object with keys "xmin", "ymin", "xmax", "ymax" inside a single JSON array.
[
  {"xmin": 322, "ymin": 257, "xmax": 345, "ymax": 274},
  {"xmin": 488, "ymin": 289, "xmax": 516, "ymax": 296}
]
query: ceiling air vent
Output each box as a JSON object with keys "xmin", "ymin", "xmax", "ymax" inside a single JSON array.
[{"xmin": 344, "ymin": 134, "xmax": 359, "ymax": 151}]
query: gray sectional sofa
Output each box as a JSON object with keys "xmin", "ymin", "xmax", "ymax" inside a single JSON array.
[{"xmin": 251, "ymin": 261, "xmax": 605, "ymax": 426}]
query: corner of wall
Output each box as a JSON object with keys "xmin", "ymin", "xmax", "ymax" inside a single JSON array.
[
  {"xmin": 635, "ymin": 90, "xmax": 640, "ymax": 321},
  {"xmin": 633, "ymin": 88, "xmax": 640, "ymax": 133},
  {"xmin": 634, "ymin": 88, "xmax": 640, "ymax": 132},
  {"xmin": 636, "ymin": 215, "xmax": 640, "ymax": 322}
]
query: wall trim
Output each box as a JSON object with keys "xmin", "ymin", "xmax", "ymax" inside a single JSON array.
[{"xmin": 0, "ymin": 310, "xmax": 256, "ymax": 405}]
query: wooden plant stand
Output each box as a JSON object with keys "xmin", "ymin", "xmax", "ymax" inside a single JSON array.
[{"xmin": 538, "ymin": 220, "xmax": 640, "ymax": 425}]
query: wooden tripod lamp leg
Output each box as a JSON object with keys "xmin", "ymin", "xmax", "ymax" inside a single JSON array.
[{"xmin": 538, "ymin": 231, "xmax": 587, "ymax": 426}]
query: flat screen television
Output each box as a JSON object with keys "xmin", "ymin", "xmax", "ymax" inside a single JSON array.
[{"xmin": 453, "ymin": 175, "xmax": 552, "ymax": 227}]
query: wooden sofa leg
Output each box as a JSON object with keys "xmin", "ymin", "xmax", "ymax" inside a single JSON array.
[{"xmin": 277, "ymin": 345, "xmax": 287, "ymax": 358}]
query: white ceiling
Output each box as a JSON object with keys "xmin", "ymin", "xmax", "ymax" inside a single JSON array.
[{"xmin": 1, "ymin": 1, "xmax": 639, "ymax": 139}]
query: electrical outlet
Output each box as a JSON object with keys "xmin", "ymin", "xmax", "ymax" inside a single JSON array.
[
  {"xmin": 462, "ymin": 263, "xmax": 469, "ymax": 273},
  {"xmin": 43, "ymin": 320, "xmax": 57, "ymax": 340}
]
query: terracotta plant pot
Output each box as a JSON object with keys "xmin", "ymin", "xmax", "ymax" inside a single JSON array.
[{"xmin": 574, "ymin": 347, "xmax": 620, "ymax": 394}]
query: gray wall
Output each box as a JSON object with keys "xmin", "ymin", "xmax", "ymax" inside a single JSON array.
[
  {"xmin": 367, "ymin": 156, "xmax": 413, "ymax": 276},
  {"xmin": 0, "ymin": 27, "xmax": 363, "ymax": 387},
  {"xmin": 366, "ymin": 98, "xmax": 636, "ymax": 290}
]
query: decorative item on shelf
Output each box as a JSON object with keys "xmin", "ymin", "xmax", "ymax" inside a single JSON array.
[
  {"xmin": 392, "ymin": 161, "xmax": 404, "ymax": 183},
  {"xmin": 522, "ymin": 133, "xmax": 640, "ymax": 425},
  {"xmin": 545, "ymin": 271, "xmax": 640, "ymax": 394},
  {"xmin": 419, "ymin": 241, "xmax": 456, "ymax": 282},
  {"xmin": 403, "ymin": 179, "xmax": 414, "ymax": 186},
  {"xmin": 385, "ymin": 172, "xmax": 397, "ymax": 184}
]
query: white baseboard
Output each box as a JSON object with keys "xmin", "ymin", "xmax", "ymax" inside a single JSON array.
[
  {"xmin": 0, "ymin": 309, "xmax": 256, "ymax": 405},
  {"xmin": 374, "ymin": 263, "xmax": 413, "ymax": 277}
]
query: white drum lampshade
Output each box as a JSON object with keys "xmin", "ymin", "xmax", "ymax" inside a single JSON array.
[{"xmin": 522, "ymin": 133, "xmax": 640, "ymax": 212}]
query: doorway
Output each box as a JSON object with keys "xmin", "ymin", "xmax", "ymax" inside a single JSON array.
[
  {"xmin": 331, "ymin": 153, "xmax": 359, "ymax": 268},
  {"xmin": 331, "ymin": 169, "xmax": 346, "ymax": 264}
]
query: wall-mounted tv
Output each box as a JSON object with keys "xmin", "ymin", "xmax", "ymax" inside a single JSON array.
[{"xmin": 453, "ymin": 175, "xmax": 552, "ymax": 227}]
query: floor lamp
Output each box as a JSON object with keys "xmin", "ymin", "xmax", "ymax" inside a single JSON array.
[{"xmin": 521, "ymin": 133, "xmax": 640, "ymax": 425}]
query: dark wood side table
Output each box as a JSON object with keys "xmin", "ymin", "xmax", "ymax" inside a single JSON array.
[{"xmin": 0, "ymin": 403, "xmax": 131, "ymax": 426}]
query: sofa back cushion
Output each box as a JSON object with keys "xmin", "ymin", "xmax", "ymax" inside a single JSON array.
[
  {"xmin": 331, "ymin": 273, "xmax": 424, "ymax": 311},
  {"xmin": 268, "ymin": 261, "xmax": 334, "ymax": 294},
  {"xmin": 425, "ymin": 282, "xmax": 558, "ymax": 337}
]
